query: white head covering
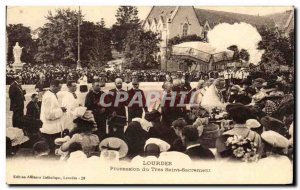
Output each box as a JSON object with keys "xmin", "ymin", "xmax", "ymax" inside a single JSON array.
[
  {"xmin": 246, "ymin": 119, "xmax": 261, "ymax": 129},
  {"xmin": 261, "ymin": 131, "xmax": 289, "ymax": 148},
  {"xmin": 144, "ymin": 138, "xmax": 170, "ymax": 152},
  {"xmin": 132, "ymin": 118, "xmax": 153, "ymax": 132},
  {"xmin": 6, "ymin": 127, "xmax": 29, "ymax": 146}
]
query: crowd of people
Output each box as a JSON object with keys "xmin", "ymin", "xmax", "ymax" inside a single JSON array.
[
  {"xmin": 6, "ymin": 62, "xmax": 270, "ymax": 85},
  {"xmin": 7, "ymin": 65, "xmax": 294, "ymax": 167}
]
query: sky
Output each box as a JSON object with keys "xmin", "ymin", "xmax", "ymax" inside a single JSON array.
[{"xmin": 6, "ymin": 6, "xmax": 293, "ymax": 30}]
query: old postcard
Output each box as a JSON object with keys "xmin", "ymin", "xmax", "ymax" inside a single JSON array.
[{"xmin": 6, "ymin": 6, "xmax": 294, "ymax": 185}]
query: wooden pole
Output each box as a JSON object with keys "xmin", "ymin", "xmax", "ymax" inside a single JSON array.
[{"xmin": 77, "ymin": 6, "xmax": 81, "ymax": 69}]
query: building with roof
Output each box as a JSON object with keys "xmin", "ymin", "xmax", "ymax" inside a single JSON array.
[{"xmin": 143, "ymin": 6, "xmax": 294, "ymax": 71}]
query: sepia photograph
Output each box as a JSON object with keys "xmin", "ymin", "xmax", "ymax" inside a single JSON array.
[{"xmin": 5, "ymin": 5, "xmax": 295, "ymax": 185}]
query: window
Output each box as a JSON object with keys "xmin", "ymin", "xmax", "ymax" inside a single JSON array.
[{"xmin": 182, "ymin": 23, "xmax": 188, "ymax": 37}]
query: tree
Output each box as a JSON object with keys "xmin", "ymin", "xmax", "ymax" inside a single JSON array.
[
  {"xmin": 124, "ymin": 29, "xmax": 160, "ymax": 69},
  {"xmin": 111, "ymin": 6, "xmax": 140, "ymax": 52},
  {"xmin": 87, "ymin": 20, "xmax": 112, "ymax": 67},
  {"xmin": 258, "ymin": 26, "xmax": 294, "ymax": 67},
  {"xmin": 35, "ymin": 9, "xmax": 81, "ymax": 65},
  {"xmin": 6, "ymin": 24, "xmax": 37, "ymax": 64},
  {"xmin": 115, "ymin": 6, "xmax": 140, "ymax": 25}
]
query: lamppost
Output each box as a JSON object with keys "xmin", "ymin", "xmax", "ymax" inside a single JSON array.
[{"xmin": 76, "ymin": 6, "xmax": 82, "ymax": 70}]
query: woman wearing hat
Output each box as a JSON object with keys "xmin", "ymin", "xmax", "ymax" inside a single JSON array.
[
  {"xmin": 216, "ymin": 103, "xmax": 263, "ymax": 158},
  {"xmin": 146, "ymin": 110, "xmax": 178, "ymax": 146},
  {"xmin": 259, "ymin": 131, "xmax": 292, "ymax": 170},
  {"xmin": 6, "ymin": 127, "xmax": 33, "ymax": 158},
  {"xmin": 61, "ymin": 116, "xmax": 99, "ymax": 158}
]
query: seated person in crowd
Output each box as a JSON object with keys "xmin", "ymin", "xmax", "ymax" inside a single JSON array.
[
  {"xmin": 33, "ymin": 140, "xmax": 50, "ymax": 159},
  {"xmin": 61, "ymin": 116, "xmax": 99, "ymax": 158},
  {"xmin": 259, "ymin": 131, "xmax": 292, "ymax": 169},
  {"xmin": 67, "ymin": 142, "xmax": 87, "ymax": 162},
  {"xmin": 180, "ymin": 125, "xmax": 215, "ymax": 161},
  {"xmin": 216, "ymin": 103, "xmax": 263, "ymax": 157}
]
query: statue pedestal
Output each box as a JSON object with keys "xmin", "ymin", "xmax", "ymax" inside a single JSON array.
[{"xmin": 12, "ymin": 62, "xmax": 23, "ymax": 72}]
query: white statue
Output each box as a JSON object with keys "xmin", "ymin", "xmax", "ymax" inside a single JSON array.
[{"xmin": 13, "ymin": 42, "xmax": 23, "ymax": 64}]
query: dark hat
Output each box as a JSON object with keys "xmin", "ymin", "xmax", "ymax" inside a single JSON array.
[
  {"xmin": 263, "ymin": 80, "xmax": 278, "ymax": 89},
  {"xmin": 226, "ymin": 103, "xmax": 252, "ymax": 124},
  {"xmin": 73, "ymin": 117, "xmax": 96, "ymax": 131},
  {"xmin": 108, "ymin": 116, "xmax": 127, "ymax": 128},
  {"xmin": 276, "ymin": 97, "xmax": 294, "ymax": 116},
  {"xmin": 171, "ymin": 118, "xmax": 187, "ymax": 129},
  {"xmin": 260, "ymin": 116, "xmax": 288, "ymax": 137},
  {"xmin": 145, "ymin": 110, "xmax": 161, "ymax": 122},
  {"xmin": 245, "ymin": 87, "xmax": 257, "ymax": 95},
  {"xmin": 241, "ymin": 78, "xmax": 252, "ymax": 86}
]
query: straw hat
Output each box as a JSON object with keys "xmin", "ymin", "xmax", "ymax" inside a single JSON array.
[
  {"xmin": 99, "ymin": 137, "xmax": 128, "ymax": 158},
  {"xmin": 261, "ymin": 131, "xmax": 289, "ymax": 148},
  {"xmin": 6, "ymin": 127, "xmax": 29, "ymax": 147},
  {"xmin": 246, "ymin": 119, "xmax": 261, "ymax": 129},
  {"xmin": 144, "ymin": 138, "xmax": 170, "ymax": 152}
]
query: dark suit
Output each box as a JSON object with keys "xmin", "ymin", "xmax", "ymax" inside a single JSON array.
[
  {"xmin": 161, "ymin": 88, "xmax": 185, "ymax": 127},
  {"xmin": 185, "ymin": 145, "xmax": 215, "ymax": 161},
  {"xmin": 9, "ymin": 81, "xmax": 26, "ymax": 127},
  {"xmin": 85, "ymin": 90, "xmax": 108, "ymax": 136},
  {"xmin": 108, "ymin": 88, "xmax": 127, "ymax": 117},
  {"xmin": 127, "ymin": 88, "xmax": 148, "ymax": 122},
  {"xmin": 107, "ymin": 88, "xmax": 128, "ymax": 135},
  {"xmin": 26, "ymin": 101, "xmax": 40, "ymax": 119}
]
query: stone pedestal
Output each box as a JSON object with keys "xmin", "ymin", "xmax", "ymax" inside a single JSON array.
[{"xmin": 12, "ymin": 62, "xmax": 23, "ymax": 73}]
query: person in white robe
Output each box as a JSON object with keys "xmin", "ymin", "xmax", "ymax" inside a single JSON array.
[
  {"xmin": 201, "ymin": 78, "xmax": 227, "ymax": 112},
  {"xmin": 40, "ymin": 80, "xmax": 66, "ymax": 154},
  {"xmin": 61, "ymin": 81, "xmax": 81, "ymax": 132}
]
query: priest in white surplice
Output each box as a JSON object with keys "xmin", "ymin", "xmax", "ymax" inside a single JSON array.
[
  {"xmin": 40, "ymin": 80, "xmax": 66, "ymax": 155},
  {"xmin": 201, "ymin": 78, "xmax": 227, "ymax": 112},
  {"xmin": 61, "ymin": 81, "xmax": 81, "ymax": 132}
]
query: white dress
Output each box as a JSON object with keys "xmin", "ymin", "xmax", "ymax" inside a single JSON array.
[{"xmin": 201, "ymin": 85, "xmax": 225, "ymax": 112}]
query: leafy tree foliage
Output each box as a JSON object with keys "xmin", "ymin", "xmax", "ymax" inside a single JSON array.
[
  {"xmin": 111, "ymin": 6, "xmax": 140, "ymax": 52},
  {"xmin": 34, "ymin": 9, "xmax": 80, "ymax": 65},
  {"xmin": 124, "ymin": 29, "xmax": 160, "ymax": 69},
  {"xmin": 34, "ymin": 9, "xmax": 112, "ymax": 67},
  {"xmin": 258, "ymin": 26, "xmax": 294, "ymax": 67}
]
